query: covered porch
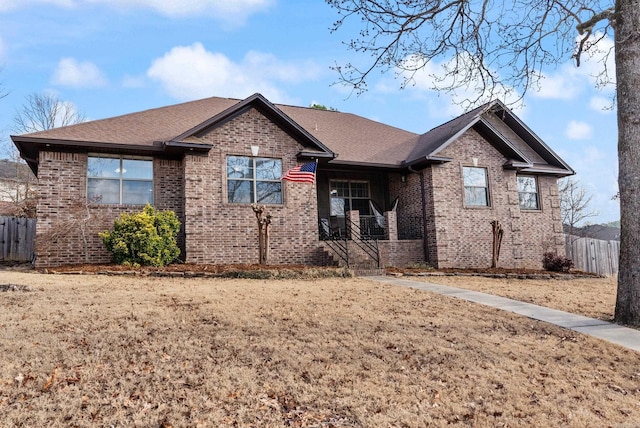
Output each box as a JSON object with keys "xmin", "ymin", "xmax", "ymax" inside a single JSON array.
[
  {"xmin": 315, "ymin": 168, "xmax": 424, "ymax": 241},
  {"xmin": 314, "ymin": 166, "xmax": 427, "ymax": 269}
]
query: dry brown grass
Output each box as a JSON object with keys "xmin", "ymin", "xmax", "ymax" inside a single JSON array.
[
  {"xmin": 1, "ymin": 272, "xmax": 639, "ymax": 427},
  {"xmin": 413, "ymin": 274, "xmax": 617, "ymax": 321}
]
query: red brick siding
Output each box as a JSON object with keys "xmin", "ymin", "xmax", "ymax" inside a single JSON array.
[
  {"xmin": 182, "ymin": 107, "xmax": 322, "ymax": 265},
  {"xmin": 35, "ymin": 152, "xmax": 184, "ymax": 267},
  {"xmin": 429, "ymin": 129, "xmax": 564, "ymax": 269},
  {"xmin": 388, "ymin": 169, "xmax": 436, "ymax": 265},
  {"xmin": 378, "ymin": 240, "xmax": 424, "ymax": 267}
]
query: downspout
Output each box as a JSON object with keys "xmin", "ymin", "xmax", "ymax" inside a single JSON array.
[{"xmin": 408, "ymin": 165, "xmax": 429, "ymax": 264}]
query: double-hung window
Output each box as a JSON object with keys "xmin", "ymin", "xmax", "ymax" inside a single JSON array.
[
  {"xmin": 226, "ymin": 156, "xmax": 282, "ymax": 204},
  {"xmin": 463, "ymin": 166, "xmax": 490, "ymax": 207},
  {"xmin": 517, "ymin": 176, "xmax": 539, "ymax": 210},
  {"xmin": 87, "ymin": 156, "xmax": 153, "ymax": 205}
]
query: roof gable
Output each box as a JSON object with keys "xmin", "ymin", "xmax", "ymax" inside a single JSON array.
[
  {"xmin": 170, "ymin": 93, "xmax": 334, "ymax": 158},
  {"xmin": 402, "ymin": 100, "xmax": 574, "ymax": 176}
]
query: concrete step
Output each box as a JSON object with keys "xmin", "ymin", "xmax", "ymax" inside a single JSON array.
[{"xmin": 320, "ymin": 241, "xmax": 379, "ymax": 270}]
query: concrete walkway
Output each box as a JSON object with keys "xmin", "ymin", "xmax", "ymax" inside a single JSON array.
[{"xmin": 368, "ymin": 275, "xmax": 640, "ymax": 352}]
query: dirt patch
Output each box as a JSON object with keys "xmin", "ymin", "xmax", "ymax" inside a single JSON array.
[{"xmin": 0, "ymin": 272, "xmax": 638, "ymax": 427}]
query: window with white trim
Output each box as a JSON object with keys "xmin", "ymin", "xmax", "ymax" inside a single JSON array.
[
  {"xmin": 226, "ymin": 156, "xmax": 282, "ymax": 204},
  {"xmin": 517, "ymin": 175, "xmax": 539, "ymax": 210},
  {"xmin": 87, "ymin": 156, "xmax": 153, "ymax": 205},
  {"xmin": 463, "ymin": 166, "xmax": 490, "ymax": 207}
]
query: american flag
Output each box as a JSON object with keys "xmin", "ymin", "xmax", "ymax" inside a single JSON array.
[{"xmin": 282, "ymin": 161, "xmax": 317, "ymax": 184}]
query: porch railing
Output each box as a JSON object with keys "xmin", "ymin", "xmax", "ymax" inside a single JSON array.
[
  {"xmin": 318, "ymin": 218, "xmax": 380, "ymax": 268},
  {"xmin": 345, "ymin": 216, "xmax": 380, "ymax": 268},
  {"xmin": 359, "ymin": 216, "xmax": 385, "ymax": 239},
  {"xmin": 318, "ymin": 219, "xmax": 349, "ymax": 266}
]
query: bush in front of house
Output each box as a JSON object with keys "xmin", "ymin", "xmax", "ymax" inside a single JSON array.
[
  {"xmin": 542, "ymin": 252, "xmax": 574, "ymax": 272},
  {"xmin": 100, "ymin": 204, "xmax": 180, "ymax": 267}
]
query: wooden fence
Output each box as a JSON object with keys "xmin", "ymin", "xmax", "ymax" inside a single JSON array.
[
  {"xmin": 0, "ymin": 216, "xmax": 36, "ymax": 262},
  {"xmin": 565, "ymin": 235, "xmax": 620, "ymax": 277}
]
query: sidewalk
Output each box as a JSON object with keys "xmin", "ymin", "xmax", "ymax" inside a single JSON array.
[{"xmin": 368, "ymin": 275, "xmax": 640, "ymax": 352}]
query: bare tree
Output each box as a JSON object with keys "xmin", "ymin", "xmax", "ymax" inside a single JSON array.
[
  {"xmin": 559, "ymin": 178, "xmax": 598, "ymax": 237},
  {"xmin": 39, "ymin": 197, "xmax": 108, "ymax": 264},
  {"xmin": 559, "ymin": 178, "xmax": 598, "ymax": 258},
  {"xmin": 328, "ymin": 0, "xmax": 640, "ymax": 326},
  {"xmin": 13, "ymin": 92, "xmax": 85, "ymax": 134}
]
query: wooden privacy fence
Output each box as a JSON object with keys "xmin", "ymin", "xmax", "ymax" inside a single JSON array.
[
  {"xmin": 0, "ymin": 216, "xmax": 36, "ymax": 262},
  {"xmin": 565, "ymin": 234, "xmax": 620, "ymax": 277}
]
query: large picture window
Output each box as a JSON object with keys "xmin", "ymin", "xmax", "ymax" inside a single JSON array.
[
  {"xmin": 226, "ymin": 156, "xmax": 282, "ymax": 204},
  {"xmin": 87, "ymin": 156, "xmax": 153, "ymax": 205},
  {"xmin": 463, "ymin": 166, "xmax": 489, "ymax": 207},
  {"xmin": 517, "ymin": 176, "xmax": 539, "ymax": 210}
]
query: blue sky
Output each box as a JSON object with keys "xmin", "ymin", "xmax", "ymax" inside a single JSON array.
[{"xmin": 0, "ymin": 0, "xmax": 620, "ymax": 223}]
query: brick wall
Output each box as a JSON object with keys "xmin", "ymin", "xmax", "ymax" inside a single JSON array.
[
  {"xmin": 428, "ymin": 129, "xmax": 564, "ymax": 269},
  {"xmin": 378, "ymin": 240, "xmax": 424, "ymax": 267},
  {"xmin": 35, "ymin": 152, "xmax": 184, "ymax": 267},
  {"xmin": 182, "ymin": 107, "xmax": 322, "ymax": 265}
]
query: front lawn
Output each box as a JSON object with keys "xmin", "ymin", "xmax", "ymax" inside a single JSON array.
[{"xmin": 0, "ymin": 272, "xmax": 636, "ymax": 427}]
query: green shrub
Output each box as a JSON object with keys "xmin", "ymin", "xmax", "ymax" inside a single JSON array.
[{"xmin": 100, "ymin": 204, "xmax": 180, "ymax": 267}]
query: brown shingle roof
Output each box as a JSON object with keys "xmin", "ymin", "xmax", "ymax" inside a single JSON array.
[
  {"xmin": 20, "ymin": 96, "xmax": 240, "ymax": 146},
  {"xmin": 12, "ymin": 94, "xmax": 573, "ymax": 176}
]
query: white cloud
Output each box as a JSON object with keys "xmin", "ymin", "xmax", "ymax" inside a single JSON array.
[
  {"xmin": 531, "ymin": 66, "xmax": 583, "ymax": 100},
  {"xmin": 51, "ymin": 58, "xmax": 107, "ymax": 87},
  {"xmin": 99, "ymin": 0, "xmax": 272, "ymax": 20},
  {"xmin": 565, "ymin": 120, "xmax": 593, "ymax": 140},
  {"xmin": 383, "ymin": 53, "xmax": 524, "ymax": 119},
  {"xmin": 532, "ymin": 33, "xmax": 616, "ymax": 101},
  {"xmin": 589, "ymin": 95, "xmax": 615, "ymax": 113},
  {"xmin": 147, "ymin": 43, "xmax": 321, "ymax": 103},
  {"xmin": 0, "ymin": 0, "xmax": 73, "ymax": 11},
  {"xmin": 0, "ymin": 0, "xmax": 272, "ymax": 24}
]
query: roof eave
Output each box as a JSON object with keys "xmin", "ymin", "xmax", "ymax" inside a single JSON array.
[
  {"xmin": 162, "ymin": 140, "xmax": 213, "ymax": 153},
  {"xmin": 297, "ymin": 149, "xmax": 335, "ymax": 160},
  {"xmin": 503, "ymin": 160, "xmax": 534, "ymax": 169},
  {"xmin": 519, "ymin": 166, "xmax": 575, "ymax": 177},
  {"xmin": 401, "ymin": 154, "xmax": 454, "ymax": 170}
]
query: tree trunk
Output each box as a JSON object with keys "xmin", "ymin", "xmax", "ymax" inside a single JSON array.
[{"xmin": 614, "ymin": 0, "xmax": 640, "ymax": 324}]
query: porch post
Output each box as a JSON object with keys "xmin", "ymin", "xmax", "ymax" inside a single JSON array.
[
  {"xmin": 346, "ymin": 210, "xmax": 360, "ymax": 240},
  {"xmin": 384, "ymin": 211, "xmax": 397, "ymax": 241}
]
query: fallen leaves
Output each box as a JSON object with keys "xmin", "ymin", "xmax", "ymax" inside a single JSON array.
[{"xmin": 42, "ymin": 367, "xmax": 58, "ymax": 392}]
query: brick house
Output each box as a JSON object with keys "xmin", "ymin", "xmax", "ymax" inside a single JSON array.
[{"xmin": 11, "ymin": 93, "xmax": 573, "ymax": 269}]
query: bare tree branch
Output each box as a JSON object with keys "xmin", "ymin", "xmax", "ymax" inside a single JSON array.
[
  {"xmin": 13, "ymin": 93, "xmax": 86, "ymax": 134},
  {"xmin": 328, "ymin": 0, "xmax": 616, "ymax": 105}
]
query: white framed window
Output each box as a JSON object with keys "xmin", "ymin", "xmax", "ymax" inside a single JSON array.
[
  {"xmin": 226, "ymin": 156, "xmax": 282, "ymax": 204},
  {"xmin": 517, "ymin": 175, "xmax": 539, "ymax": 210},
  {"xmin": 329, "ymin": 180, "xmax": 371, "ymax": 216},
  {"xmin": 463, "ymin": 166, "xmax": 490, "ymax": 207},
  {"xmin": 87, "ymin": 155, "xmax": 153, "ymax": 205}
]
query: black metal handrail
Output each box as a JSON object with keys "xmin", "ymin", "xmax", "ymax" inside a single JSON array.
[
  {"xmin": 318, "ymin": 219, "xmax": 349, "ymax": 266},
  {"xmin": 345, "ymin": 216, "xmax": 380, "ymax": 268}
]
